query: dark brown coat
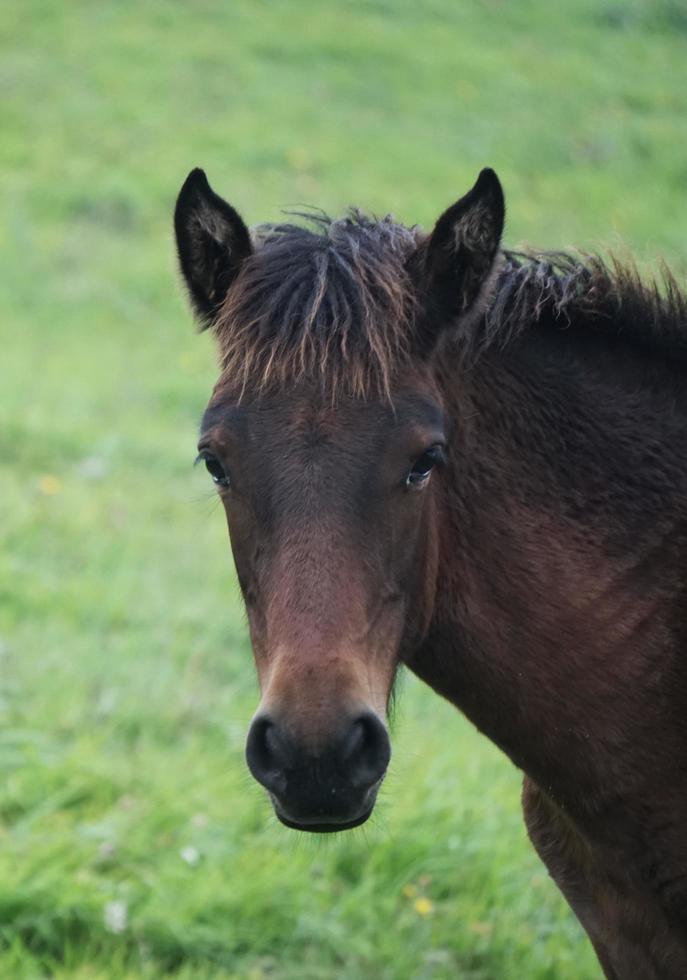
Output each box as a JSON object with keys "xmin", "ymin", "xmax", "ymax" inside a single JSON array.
[{"xmin": 175, "ymin": 167, "xmax": 687, "ymax": 978}]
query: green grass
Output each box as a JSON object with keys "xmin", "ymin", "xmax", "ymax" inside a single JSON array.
[{"xmin": 2, "ymin": 0, "xmax": 686, "ymax": 976}]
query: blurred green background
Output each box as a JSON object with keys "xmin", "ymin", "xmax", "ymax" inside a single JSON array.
[{"xmin": 2, "ymin": 1, "xmax": 686, "ymax": 977}]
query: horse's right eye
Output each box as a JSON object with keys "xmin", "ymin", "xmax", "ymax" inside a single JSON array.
[{"xmin": 197, "ymin": 452, "xmax": 231, "ymax": 488}]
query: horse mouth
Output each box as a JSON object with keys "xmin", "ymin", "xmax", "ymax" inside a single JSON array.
[{"xmin": 275, "ymin": 806, "xmax": 374, "ymax": 834}]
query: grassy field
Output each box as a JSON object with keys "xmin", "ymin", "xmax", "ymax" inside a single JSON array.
[{"xmin": 2, "ymin": 1, "xmax": 686, "ymax": 976}]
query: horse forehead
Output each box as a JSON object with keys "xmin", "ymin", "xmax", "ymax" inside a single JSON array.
[
  {"xmin": 205, "ymin": 390, "xmax": 391, "ymax": 448},
  {"xmin": 202, "ymin": 383, "xmax": 445, "ymax": 483},
  {"xmin": 280, "ymin": 398, "xmax": 395, "ymax": 449},
  {"xmin": 265, "ymin": 401, "xmax": 382, "ymax": 474},
  {"xmin": 282, "ymin": 400, "xmax": 357, "ymax": 438},
  {"xmin": 207, "ymin": 378, "xmax": 441, "ymax": 431}
]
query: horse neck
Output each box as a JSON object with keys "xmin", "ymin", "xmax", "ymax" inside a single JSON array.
[{"xmin": 410, "ymin": 329, "xmax": 687, "ymax": 804}]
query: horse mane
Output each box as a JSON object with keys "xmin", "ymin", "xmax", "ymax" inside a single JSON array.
[
  {"xmin": 478, "ymin": 250, "xmax": 687, "ymax": 365},
  {"xmin": 213, "ymin": 210, "xmax": 687, "ymax": 396}
]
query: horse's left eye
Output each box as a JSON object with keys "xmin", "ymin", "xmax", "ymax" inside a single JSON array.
[{"xmin": 406, "ymin": 446, "xmax": 444, "ymax": 488}]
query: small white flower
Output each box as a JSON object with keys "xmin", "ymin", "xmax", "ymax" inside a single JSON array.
[
  {"xmin": 180, "ymin": 845, "xmax": 200, "ymax": 866},
  {"xmin": 104, "ymin": 900, "xmax": 128, "ymax": 934},
  {"xmin": 77, "ymin": 455, "xmax": 109, "ymax": 480}
]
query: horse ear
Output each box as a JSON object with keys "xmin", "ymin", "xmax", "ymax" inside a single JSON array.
[
  {"xmin": 174, "ymin": 168, "xmax": 252, "ymax": 326},
  {"xmin": 421, "ymin": 168, "xmax": 504, "ymax": 325}
]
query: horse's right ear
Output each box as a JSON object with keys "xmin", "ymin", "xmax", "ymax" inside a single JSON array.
[{"xmin": 174, "ymin": 169, "xmax": 252, "ymax": 327}]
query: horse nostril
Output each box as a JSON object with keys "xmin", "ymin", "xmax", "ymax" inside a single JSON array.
[
  {"xmin": 344, "ymin": 712, "xmax": 391, "ymax": 790},
  {"xmin": 245, "ymin": 715, "xmax": 288, "ymax": 794}
]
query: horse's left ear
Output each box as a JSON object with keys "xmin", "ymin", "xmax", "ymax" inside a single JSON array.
[
  {"xmin": 419, "ymin": 168, "xmax": 504, "ymax": 327},
  {"xmin": 174, "ymin": 168, "xmax": 253, "ymax": 327}
]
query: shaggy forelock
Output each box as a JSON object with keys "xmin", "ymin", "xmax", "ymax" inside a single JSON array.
[{"xmin": 214, "ymin": 210, "xmax": 422, "ymax": 398}]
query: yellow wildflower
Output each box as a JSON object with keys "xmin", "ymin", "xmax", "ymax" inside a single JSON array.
[
  {"xmin": 413, "ymin": 896, "xmax": 434, "ymax": 917},
  {"xmin": 38, "ymin": 474, "xmax": 62, "ymax": 496}
]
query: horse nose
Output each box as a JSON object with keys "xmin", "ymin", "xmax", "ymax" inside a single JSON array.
[{"xmin": 245, "ymin": 711, "xmax": 390, "ymax": 794}]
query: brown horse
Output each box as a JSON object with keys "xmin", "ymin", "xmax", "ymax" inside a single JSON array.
[{"xmin": 174, "ymin": 167, "xmax": 687, "ymax": 979}]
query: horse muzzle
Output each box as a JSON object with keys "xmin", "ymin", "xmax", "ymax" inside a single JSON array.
[{"xmin": 245, "ymin": 710, "xmax": 391, "ymax": 832}]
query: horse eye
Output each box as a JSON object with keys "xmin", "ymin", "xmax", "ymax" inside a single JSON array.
[
  {"xmin": 196, "ymin": 452, "xmax": 230, "ymax": 488},
  {"xmin": 406, "ymin": 446, "xmax": 444, "ymax": 488}
]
